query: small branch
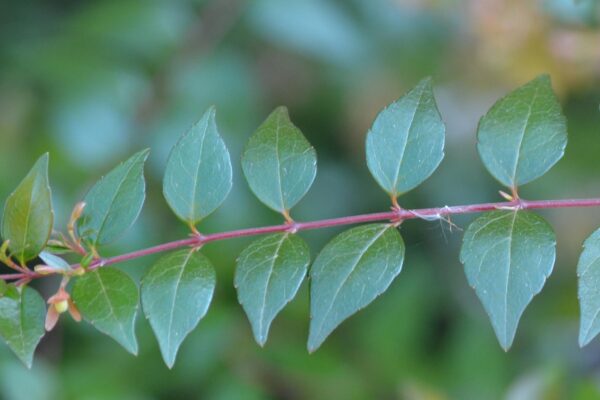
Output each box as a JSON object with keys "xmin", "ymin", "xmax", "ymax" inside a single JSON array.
[
  {"xmin": 0, "ymin": 272, "xmax": 32, "ymax": 281},
  {"xmin": 4, "ymin": 197, "xmax": 600, "ymax": 282},
  {"xmin": 87, "ymin": 197, "xmax": 600, "ymax": 270}
]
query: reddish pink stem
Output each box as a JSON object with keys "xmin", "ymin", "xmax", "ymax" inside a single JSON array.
[
  {"xmin": 4, "ymin": 197, "xmax": 600, "ymax": 280},
  {"xmin": 89, "ymin": 197, "xmax": 600, "ymax": 269}
]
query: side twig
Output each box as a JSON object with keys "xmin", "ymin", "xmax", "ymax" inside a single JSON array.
[{"xmin": 3, "ymin": 197, "xmax": 600, "ymax": 282}]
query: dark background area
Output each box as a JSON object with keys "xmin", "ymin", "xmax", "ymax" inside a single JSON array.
[{"xmin": 1, "ymin": 0, "xmax": 600, "ymax": 399}]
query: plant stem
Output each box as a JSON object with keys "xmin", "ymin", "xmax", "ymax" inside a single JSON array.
[{"xmin": 4, "ymin": 197, "xmax": 600, "ymax": 281}]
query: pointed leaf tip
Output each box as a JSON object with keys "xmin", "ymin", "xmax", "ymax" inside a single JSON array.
[
  {"xmin": 163, "ymin": 108, "xmax": 232, "ymax": 226},
  {"xmin": 72, "ymin": 268, "xmax": 139, "ymax": 354},
  {"xmin": 366, "ymin": 78, "xmax": 445, "ymax": 199},
  {"xmin": 242, "ymin": 107, "xmax": 317, "ymax": 214},
  {"xmin": 77, "ymin": 149, "xmax": 149, "ymax": 246},
  {"xmin": 142, "ymin": 249, "xmax": 216, "ymax": 368},
  {"xmin": 460, "ymin": 211, "xmax": 556, "ymax": 350},
  {"xmin": 477, "ymin": 75, "xmax": 567, "ymax": 188},
  {"xmin": 2, "ymin": 153, "xmax": 53, "ymax": 264},
  {"xmin": 308, "ymin": 224, "xmax": 404, "ymax": 352},
  {"xmin": 0, "ymin": 286, "xmax": 46, "ymax": 368},
  {"xmin": 235, "ymin": 233, "xmax": 309, "ymax": 346}
]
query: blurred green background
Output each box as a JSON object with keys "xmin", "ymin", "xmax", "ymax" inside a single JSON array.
[{"xmin": 1, "ymin": 0, "xmax": 600, "ymax": 399}]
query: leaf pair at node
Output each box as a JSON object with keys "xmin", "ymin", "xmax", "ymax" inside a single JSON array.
[
  {"xmin": 461, "ymin": 75, "xmax": 567, "ymax": 350},
  {"xmin": 306, "ymin": 77, "xmax": 446, "ymax": 351},
  {"xmin": 236, "ymin": 107, "xmax": 315, "ymax": 347},
  {"xmin": 68, "ymin": 150, "xmax": 150, "ymax": 356},
  {"xmin": 141, "ymin": 107, "xmax": 230, "ymax": 367}
]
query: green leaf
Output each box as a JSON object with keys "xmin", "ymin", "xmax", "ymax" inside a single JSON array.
[
  {"xmin": 163, "ymin": 107, "xmax": 232, "ymax": 226},
  {"xmin": 0, "ymin": 286, "xmax": 46, "ymax": 368},
  {"xmin": 242, "ymin": 106, "xmax": 317, "ymax": 214},
  {"xmin": 235, "ymin": 233, "xmax": 310, "ymax": 346},
  {"xmin": 577, "ymin": 228, "xmax": 600, "ymax": 346},
  {"xmin": 477, "ymin": 75, "xmax": 568, "ymax": 189},
  {"xmin": 308, "ymin": 224, "xmax": 405, "ymax": 352},
  {"xmin": 365, "ymin": 78, "xmax": 445, "ymax": 198},
  {"xmin": 43, "ymin": 240, "xmax": 72, "ymax": 255},
  {"xmin": 141, "ymin": 249, "xmax": 215, "ymax": 368},
  {"xmin": 72, "ymin": 268, "xmax": 139, "ymax": 354},
  {"xmin": 2, "ymin": 154, "xmax": 53, "ymax": 264},
  {"xmin": 77, "ymin": 149, "xmax": 149, "ymax": 246},
  {"xmin": 460, "ymin": 210, "xmax": 556, "ymax": 350}
]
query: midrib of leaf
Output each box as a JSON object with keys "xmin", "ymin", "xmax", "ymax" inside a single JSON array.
[
  {"xmin": 94, "ymin": 157, "xmax": 141, "ymax": 245},
  {"xmin": 165, "ymin": 250, "xmax": 194, "ymax": 355},
  {"xmin": 390, "ymin": 87, "xmax": 425, "ymax": 195},
  {"xmin": 189, "ymin": 118, "xmax": 209, "ymax": 223},
  {"xmin": 509, "ymin": 84, "xmax": 540, "ymax": 187},
  {"xmin": 313, "ymin": 225, "xmax": 389, "ymax": 338},
  {"xmin": 19, "ymin": 179, "xmax": 34, "ymax": 263},
  {"xmin": 257, "ymin": 233, "xmax": 287, "ymax": 336},
  {"xmin": 17, "ymin": 292, "xmax": 27, "ymax": 358},
  {"xmin": 94, "ymin": 272, "xmax": 128, "ymax": 342},
  {"xmin": 503, "ymin": 210, "xmax": 518, "ymax": 343},
  {"xmin": 469, "ymin": 213, "xmax": 511, "ymax": 239},
  {"xmin": 274, "ymin": 116, "xmax": 285, "ymax": 211}
]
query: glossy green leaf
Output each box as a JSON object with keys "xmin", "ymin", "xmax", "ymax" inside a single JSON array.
[
  {"xmin": 72, "ymin": 268, "xmax": 139, "ymax": 354},
  {"xmin": 242, "ymin": 106, "xmax": 317, "ymax": 214},
  {"xmin": 77, "ymin": 149, "xmax": 149, "ymax": 246},
  {"xmin": 0, "ymin": 286, "xmax": 46, "ymax": 368},
  {"xmin": 1, "ymin": 154, "xmax": 53, "ymax": 264},
  {"xmin": 308, "ymin": 224, "xmax": 404, "ymax": 352},
  {"xmin": 460, "ymin": 210, "xmax": 556, "ymax": 350},
  {"xmin": 365, "ymin": 78, "xmax": 445, "ymax": 198},
  {"xmin": 477, "ymin": 75, "xmax": 567, "ymax": 188},
  {"xmin": 141, "ymin": 249, "xmax": 215, "ymax": 368},
  {"xmin": 577, "ymin": 228, "xmax": 600, "ymax": 346},
  {"xmin": 235, "ymin": 233, "xmax": 310, "ymax": 346},
  {"xmin": 163, "ymin": 107, "xmax": 232, "ymax": 226}
]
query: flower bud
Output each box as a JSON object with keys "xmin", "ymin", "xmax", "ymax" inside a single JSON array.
[{"xmin": 55, "ymin": 299, "xmax": 69, "ymax": 314}]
